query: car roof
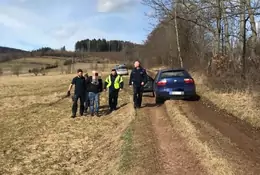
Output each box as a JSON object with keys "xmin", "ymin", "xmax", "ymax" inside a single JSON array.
[{"xmin": 158, "ymin": 68, "xmax": 187, "ymax": 73}]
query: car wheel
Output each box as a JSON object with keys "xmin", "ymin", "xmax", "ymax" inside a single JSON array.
[{"xmin": 155, "ymin": 96, "xmax": 164, "ymax": 104}]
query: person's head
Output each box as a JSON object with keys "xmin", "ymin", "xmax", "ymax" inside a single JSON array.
[
  {"xmin": 134, "ymin": 61, "xmax": 140, "ymax": 68},
  {"xmin": 111, "ymin": 69, "xmax": 117, "ymax": 76},
  {"xmin": 77, "ymin": 69, "xmax": 83, "ymax": 76},
  {"xmin": 91, "ymin": 70, "xmax": 98, "ymax": 78}
]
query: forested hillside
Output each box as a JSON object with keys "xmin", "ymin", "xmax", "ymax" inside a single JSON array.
[
  {"xmin": 0, "ymin": 46, "xmax": 30, "ymax": 63},
  {"xmin": 126, "ymin": 0, "xmax": 260, "ymax": 90},
  {"xmin": 0, "ymin": 46, "xmax": 27, "ymax": 53}
]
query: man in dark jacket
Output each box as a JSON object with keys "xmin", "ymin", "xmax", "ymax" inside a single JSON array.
[
  {"xmin": 67, "ymin": 69, "xmax": 86, "ymax": 118},
  {"xmin": 86, "ymin": 71, "xmax": 103, "ymax": 116},
  {"xmin": 129, "ymin": 61, "xmax": 147, "ymax": 108},
  {"xmin": 104, "ymin": 69, "xmax": 124, "ymax": 112}
]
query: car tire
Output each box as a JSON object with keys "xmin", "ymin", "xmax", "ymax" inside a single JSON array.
[{"xmin": 155, "ymin": 96, "xmax": 164, "ymax": 104}]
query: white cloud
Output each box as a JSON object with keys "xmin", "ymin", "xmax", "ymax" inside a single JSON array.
[{"xmin": 97, "ymin": 0, "xmax": 139, "ymax": 12}]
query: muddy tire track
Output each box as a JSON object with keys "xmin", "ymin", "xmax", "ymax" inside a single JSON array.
[
  {"xmin": 139, "ymin": 97, "xmax": 207, "ymax": 174},
  {"xmin": 175, "ymin": 99, "xmax": 260, "ymax": 174}
]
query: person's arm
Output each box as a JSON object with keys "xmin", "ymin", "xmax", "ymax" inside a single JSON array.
[
  {"xmin": 67, "ymin": 78, "xmax": 75, "ymax": 96},
  {"xmin": 68, "ymin": 84, "xmax": 73, "ymax": 91},
  {"xmin": 129, "ymin": 70, "xmax": 133, "ymax": 85},
  {"xmin": 120, "ymin": 76, "xmax": 124, "ymax": 89},
  {"xmin": 104, "ymin": 76, "xmax": 108, "ymax": 90},
  {"xmin": 85, "ymin": 76, "xmax": 91, "ymax": 84},
  {"xmin": 99, "ymin": 79, "xmax": 103, "ymax": 92}
]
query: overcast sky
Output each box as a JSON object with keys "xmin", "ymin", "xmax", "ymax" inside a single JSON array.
[{"xmin": 0, "ymin": 0, "xmax": 154, "ymax": 51}]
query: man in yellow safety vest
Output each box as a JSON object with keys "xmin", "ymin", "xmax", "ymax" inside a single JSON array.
[{"xmin": 104, "ymin": 69, "xmax": 124, "ymax": 113}]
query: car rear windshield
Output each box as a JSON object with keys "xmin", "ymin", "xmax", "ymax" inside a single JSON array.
[
  {"xmin": 118, "ymin": 66, "xmax": 126, "ymax": 69},
  {"xmin": 160, "ymin": 70, "xmax": 189, "ymax": 79}
]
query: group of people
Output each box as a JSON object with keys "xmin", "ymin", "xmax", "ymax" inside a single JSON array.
[{"xmin": 67, "ymin": 60, "xmax": 148, "ymax": 118}]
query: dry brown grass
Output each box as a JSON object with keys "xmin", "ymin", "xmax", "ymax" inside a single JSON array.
[
  {"xmin": 191, "ymin": 72, "xmax": 260, "ymax": 128},
  {"xmin": 0, "ymin": 73, "xmax": 134, "ymax": 174},
  {"xmin": 0, "ymin": 57, "xmax": 64, "ymax": 75},
  {"xmin": 164, "ymin": 101, "xmax": 238, "ymax": 175},
  {"xmin": 0, "ymin": 56, "xmax": 117, "ymax": 76}
]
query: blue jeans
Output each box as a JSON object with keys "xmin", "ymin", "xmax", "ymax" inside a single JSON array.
[
  {"xmin": 84, "ymin": 92, "xmax": 89, "ymax": 111},
  {"xmin": 88, "ymin": 92, "xmax": 99, "ymax": 113}
]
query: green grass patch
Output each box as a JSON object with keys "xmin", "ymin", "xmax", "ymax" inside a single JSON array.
[{"xmin": 119, "ymin": 125, "xmax": 134, "ymax": 173}]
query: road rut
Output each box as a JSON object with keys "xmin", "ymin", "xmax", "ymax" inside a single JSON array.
[
  {"xmin": 167, "ymin": 98, "xmax": 260, "ymax": 174},
  {"xmin": 138, "ymin": 96, "xmax": 207, "ymax": 174}
]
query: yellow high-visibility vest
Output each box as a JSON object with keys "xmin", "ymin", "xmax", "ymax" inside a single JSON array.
[{"xmin": 105, "ymin": 75, "xmax": 123, "ymax": 89}]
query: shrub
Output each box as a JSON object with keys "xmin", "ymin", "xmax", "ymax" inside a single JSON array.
[
  {"xmin": 31, "ymin": 68, "xmax": 40, "ymax": 76},
  {"xmin": 64, "ymin": 59, "xmax": 72, "ymax": 65}
]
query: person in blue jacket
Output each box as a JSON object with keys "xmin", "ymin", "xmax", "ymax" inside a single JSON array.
[{"xmin": 129, "ymin": 60, "xmax": 147, "ymax": 108}]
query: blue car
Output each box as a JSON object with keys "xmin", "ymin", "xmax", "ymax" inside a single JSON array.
[{"xmin": 153, "ymin": 68, "xmax": 197, "ymax": 103}]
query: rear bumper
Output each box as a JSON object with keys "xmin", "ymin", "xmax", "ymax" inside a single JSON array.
[
  {"xmin": 117, "ymin": 72, "xmax": 128, "ymax": 75},
  {"xmin": 155, "ymin": 91, "xmax": 196, "ymax": 99}
]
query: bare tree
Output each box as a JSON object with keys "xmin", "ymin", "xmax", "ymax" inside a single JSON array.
[
  {"xmin": 66, "ymin": 64, "xmax": 72, "ymax": 74},
  {"xmin": 0, "ymin": 67, "xmax": 3, "ymax": 76},
  {"xmin": 11, "ymin": 63, "xmax": 22, "ymax": 76},
  {"xmin": 59, "ymin": 62, "xmax": 64, "ymax": 74},
  {"xmin": 173, "ymin": 1, "xmax": 183, "ymax": 67}
]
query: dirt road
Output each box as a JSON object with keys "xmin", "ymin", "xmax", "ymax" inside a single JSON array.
[{"xmin": 131, "ymin": 94, "xmax": 260, "ymax": 174}]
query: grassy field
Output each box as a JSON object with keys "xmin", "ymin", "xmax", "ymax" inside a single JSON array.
[
  {"xmin": 0, "ymin": 73, "xmax": 135, "ymax": 174},
  {"xmin": 0, "ymin": 57, "xmax": 66, "ymax": 74},
  {"xmin": 0, "ymin": 56, "xmax": 118, "ymax": 76},
  {"xmin": 191, "ymin": 72, "xmax": 260, "ymax": 128}
]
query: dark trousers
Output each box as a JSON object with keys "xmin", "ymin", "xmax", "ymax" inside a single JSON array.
[
  {"xmin": 109, "ymin": 89, "xmax": 119, "ymax": 111},
  {"xmin": 133, "ymin": 85, "xmax": 143, "ymax": 108},
  {"xmin": 72, "ymin": 94, "xmax": 85, "ymax": 116},
  {"xmin": 84, "ymin": 92, "xmax": 89, "ymax": 112}
]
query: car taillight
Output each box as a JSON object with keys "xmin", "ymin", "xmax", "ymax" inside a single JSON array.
[
  {"xmin": 157, "ymin": 79, "xmax": 167, "ymax": 86},
  {"xmin": 184, "ymin": 78, "xmax": 194, "ymax": 84}
]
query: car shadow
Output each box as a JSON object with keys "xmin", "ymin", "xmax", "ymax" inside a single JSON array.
[
  {"xmin": 142, "ymin": 103, "xmax": 163, "ymax": 108},
  {"xmin": 183, "ymin": 94, "xmax": 201, "ymax": 101},
  {"xmin": 143, "ymin": 94, "xmax": 155, "ymax": 97},
  {"xmin": 118, "ymin": 103, "xmax": 128, "ymax": 109},
  {"xmin": 99, "ymin": 105, "xmax": 109, "ymax": 109}
]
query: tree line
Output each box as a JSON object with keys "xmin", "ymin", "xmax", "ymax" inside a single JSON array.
[
  {"xmin": 122, "ymin": 0, "xmax": 260, "ymax": 90},
  {"xmin": 75, "ymin": 39, "xmax": 136, "ymax": 52}
]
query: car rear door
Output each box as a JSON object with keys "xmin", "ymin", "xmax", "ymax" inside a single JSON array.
[{"xmin": 143, "ymin": 75, "xmax": 154, "ymax": 92}]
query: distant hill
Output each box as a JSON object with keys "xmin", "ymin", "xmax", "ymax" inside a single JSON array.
[
  {"xmin": 0, "ymin": 46, "xmax": 28, "ymax": 54},
  {"xmin": 0, "ymin": 46, "xmax": 29, "ymax": 63}
]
